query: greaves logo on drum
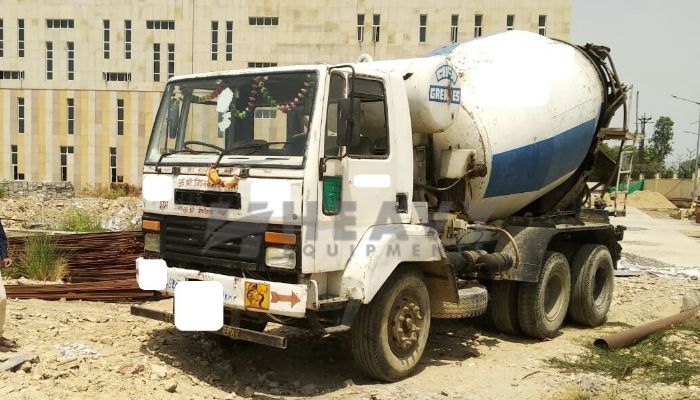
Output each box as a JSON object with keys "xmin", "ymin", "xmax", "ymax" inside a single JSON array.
[{"xmin": 429, "ymin": 64, "xmax": 461, "ymax": 104}]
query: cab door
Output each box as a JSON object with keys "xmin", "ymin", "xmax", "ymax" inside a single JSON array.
[{"xmin": 314, "ymin": 71, "xmax": 413, "ymax": 273}]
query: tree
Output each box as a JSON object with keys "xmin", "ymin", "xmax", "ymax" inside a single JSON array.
[{"xmin": 649, "ymin": 116, "xmax": 674, "ymax": 164}]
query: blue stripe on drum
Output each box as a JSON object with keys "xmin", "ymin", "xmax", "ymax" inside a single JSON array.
[{"xmin": 484, "ymin": 119, "xmax": 598, "ymax": 198}]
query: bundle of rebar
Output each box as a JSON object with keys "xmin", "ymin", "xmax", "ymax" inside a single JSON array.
[{"xmin": 5, "ymin": 231, "xmax": 156, "ymax": 300}]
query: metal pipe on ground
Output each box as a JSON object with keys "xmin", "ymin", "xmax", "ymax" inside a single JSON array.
[{"xmin": 594, "ymin": 306, "xmax": 700, "ymax": 350}]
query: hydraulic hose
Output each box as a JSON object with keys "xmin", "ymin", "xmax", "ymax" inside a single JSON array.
[{"xmin": 466, "ymin": 223, "xmax": 521, "ymax": 269}]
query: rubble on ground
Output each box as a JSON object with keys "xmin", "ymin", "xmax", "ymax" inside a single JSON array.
[{"xmin": 0, "ymin": 196, "xmax": 142, "ymax": 232}]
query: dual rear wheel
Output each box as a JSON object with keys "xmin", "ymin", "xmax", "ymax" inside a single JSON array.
[{"xmin": 491, "ymin": 245, "xmax": 614, "ymax": 338}]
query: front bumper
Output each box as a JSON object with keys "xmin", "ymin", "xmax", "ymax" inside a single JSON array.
[
  {"xmin": 130, "ymin": 299, "xmax": 288, "ymax": 348},
  {"xmin": 152, "ymin": 262, "xmax": 317, "ymax": 318}
]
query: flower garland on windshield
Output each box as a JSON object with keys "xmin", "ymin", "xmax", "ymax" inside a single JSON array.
[{"xmin": 181, "ymin": 74, "xmax": 314, "ymax": 119}]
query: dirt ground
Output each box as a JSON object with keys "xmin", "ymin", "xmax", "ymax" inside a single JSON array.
[{"xmin": 1, "ymin": 273, "xmax": 698, "ymax": 400}]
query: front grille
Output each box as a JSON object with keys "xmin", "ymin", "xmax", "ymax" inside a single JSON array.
[
  {"xmin": 162, "ymin": 215, "xmax": 264, "ymax": 270},
  {"xmin": 174, "ymin": 189, "xmax": 241, "ymax": 209}
]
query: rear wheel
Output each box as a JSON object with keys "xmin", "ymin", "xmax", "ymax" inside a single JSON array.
[
  {"xmin": 351, "ymin": 268, "xmax": 430, "ymax": 382},
  {"xmin": 569, "ymin": 244, "xmax": 614, "ymax": 327},
  {"xmin": 518, "ymin": 252, "xmax": 571, "ymax": 339},
  {"xmin": 489, "ymin": 280, "xmax": 521, "ymax": 335}
]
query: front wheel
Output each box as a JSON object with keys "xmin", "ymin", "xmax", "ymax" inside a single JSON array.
[{"xmin": 351, "ymin": 268, "xmax": 431, "ymax": 382}]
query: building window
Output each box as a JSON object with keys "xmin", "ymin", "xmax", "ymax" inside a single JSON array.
[
  {"xmin": 225, "ymin": 21, "xmax": 233, "ymax": 61},
  {"xmin": 153, "ymin": 43, "xmax": 160, "ymax": 82},
  {"xmin": 248, "ymin": 17, "xmax": 278, "ymax": 26},
  {"xmin": 124, "ymin": 20, "xmax": 131, "ymax": 59},
  {"xmin": 17, "ymin": 97, "xmax": 25, "ymax": 134},
  {"xmin": 102, "ymin": 72, "xmax": 132, "ymax": 82},
  {"xmin": 247, "ymin": 62, "xmax": 277, "ymax": 68},
  {"xmin": 11, "ymin": 145, "xmax": 19, "ymax": 180},
  {"xmin": 0, "ymin": 70, "xmax": 24, "ymax": 80},
  {"xmin": 0, "ymin": 19, "xmax": 4, "ymax": 57},
  {"xmin": 110, "ymin": 147, "xmax": 117, "ymax": 183},
  {"xmin": 60, "ymin": 146, "xmax": 74, "ymax": 182},
  {"xmin": 254, "ymin": 109, "xmax": 277, "ymax": 119},
  {"xmin": 450, "ymin": 14, "xmax": 459, "ymax": 43},
  {"xmin": 46, "ymin": 19, "xmax": 74, "ymax": 29},
  {"xmin": 372, "ymin": 14, "xmax": 380, "ymax": 42},
  {"xmin": 474, "ymin": 14, "xmax": 483, "ymax": 37},
  {"xmin": 46, "ymin": 42, "xmax": 53, "ymax": 80},
  {"xmin": 167, "ymin": 43, "xmax": 174, "ymax": 79},
  {"xmin": 507, "ymin": 14, "xmax": 515, "ymax": 30},
  {"xmin": 146, "ymin": 20, "xmax": 175, "ymax": 30},
  {"xmin": 67, "ymin": 41, "xmax": 74, "ymax": 80},
  {"xmin": 103, "ymin": 20, "xmax": 110, "ymax": 59},
  {"xmin": 538, "ymin": 15, "xmax": 547, "ymax": 36},
  {"xmin": 117, "ymin": 99, "xmax": 124, "ymax": 135},
  {"xmin": 357, "ymin": 14, "xmax": 364, "ymax": 42},
  {"xmin": 211, "ymin": 21, "xmax": 218, "ymax": 61},
  {"xmin": 67, "ymin": 98, "xmax": 74, "ymax": 135},
  {"xmin": 419, "ymin": 14, "xmax": 427, "ymax": 43},
  {"xmin": 18, "ymin": 19, "xmax": 24, "ymax": 57}
]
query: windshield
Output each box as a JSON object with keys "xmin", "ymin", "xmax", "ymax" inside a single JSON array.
[{"xmin": 146, "ymin": 71, "xmax": 317, "ymax": 167}]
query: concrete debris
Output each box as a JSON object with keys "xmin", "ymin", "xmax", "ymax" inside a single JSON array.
[
  {"xmin": 164, "ymin": 379, "xmax": 178, "ymax": 393},
  {"xmin": 0, "ymin": 196, "xmax": 142, "ymax": 231},
  {"xmin": 0, "ymin": 353, "xmax": 39, "ymax": 372},
  {"xmin": 56, "ymin": 342, "xmax": 101, "ymax": 360}
]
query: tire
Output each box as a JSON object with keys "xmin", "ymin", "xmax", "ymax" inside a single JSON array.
[
  {"xmin": 432, "ymin": 285, "xmax": 488, "ymax": 319},
  {"xmin": 490, "ymin": 280, "xmax": 521, "ymax": 335},
  {"xmin": 569, "ymin": 244, "xmax": 614, "ymax": 327},
  {"xmin": 351, "ymin": 268, "xmax": 431, "ymax": 382},
  {"xmin": 518, "ymin": 252, "xmax": 571, "ymax": 339}
]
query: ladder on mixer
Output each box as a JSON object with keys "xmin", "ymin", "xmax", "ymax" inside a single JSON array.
[{"xmin": 598, "ymin": 128, "xmax": 643, "ymax": 217}]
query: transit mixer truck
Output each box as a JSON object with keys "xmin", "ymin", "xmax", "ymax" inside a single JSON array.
[{"xmin": 132, "ymin": 30, "xmax": 628, "ymax": 381}]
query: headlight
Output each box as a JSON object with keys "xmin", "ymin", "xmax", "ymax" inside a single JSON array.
[
  {"xmin": 144, "ymin": 233, "xmax": 161, "ymax": 253},
  {"xmin": 265, "ymin": 247, "xmax": 296, "ymax": 269}
]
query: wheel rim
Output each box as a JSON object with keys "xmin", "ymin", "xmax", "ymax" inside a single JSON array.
[
  {"xmin": 593, "ymin": 265, "xmax": 609, "ymax": 307},
  {"xmin": 544, "ymin": 274, "xmax": 564, "ymax": 322},
  {"xmin": 388, "ymin": 291, "xmax": 424, "ymax": 358}
]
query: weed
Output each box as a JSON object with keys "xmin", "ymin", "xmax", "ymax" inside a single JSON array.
[
  {"xmin": 60, "ymin": 208, "xmax": 105, "ymax": 232},
  {"xmin": 547, "ymin": 318, "xmax": 700, "ymax": 386},
  {"xmin": 16, "ymin": 234, "xmax": 67, "ymax": 281},
  {"xmin": 81, "ymin": 183, "xmax": 140, "ymax": 199}
]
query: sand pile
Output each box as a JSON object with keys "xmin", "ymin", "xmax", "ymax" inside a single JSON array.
[{"xmin": 626, "ymin": 190, "xmax": 677, "ymax": 209}]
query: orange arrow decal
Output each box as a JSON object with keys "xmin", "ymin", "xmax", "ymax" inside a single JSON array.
[{"xmin": 271, "ymin": 291, "xmax": 300, "ymax": 307}]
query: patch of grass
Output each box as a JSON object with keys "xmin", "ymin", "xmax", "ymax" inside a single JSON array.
[
  {"xmin": 60, "ymin": 208, "xmax": 105, "ymax": 232},
  {"xmin": 16, "ymin": 235, "xmax": 68, "ymax": 281},
  {"xmin": 81, "ymin": 183, "xmax": 141, "ymax": 199},
  {"xmin": 547, "ymin": 318, "xmax": 700, "ymax": 386},
  {"xmin": 548, "ymin": 385, "xmax": 621, "ymax": 400}
]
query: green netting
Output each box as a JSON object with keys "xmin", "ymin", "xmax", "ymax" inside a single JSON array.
[{"xmin": 608, "ymin": 179, "xmax": 644, "ymax": 193}]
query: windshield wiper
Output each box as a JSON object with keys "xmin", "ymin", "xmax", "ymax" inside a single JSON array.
[
  {"xmin": 212, "ymin": 141, "xmax": 293, "ymax": 169},
  {"xmin": 154, "ymin": 148, "xmax": 214, "ymax": 172}
]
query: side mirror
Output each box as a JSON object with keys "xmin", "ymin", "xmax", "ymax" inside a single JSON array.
[
  {"xmin": 167, "ymin": 103, "xmax": 180, "ymax": 139},
  {"xmin": 336, "ymin": 97, "xmax": 361, "ymax": 147}
]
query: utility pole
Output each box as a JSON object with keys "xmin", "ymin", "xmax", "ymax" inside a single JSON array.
[{"xmin": 637, "ymin": 113, "xmax": 653, "ymax": 176}]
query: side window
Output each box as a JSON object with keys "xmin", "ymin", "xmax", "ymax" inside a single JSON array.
[
  {"xmin": 324, "ymin": 75, "xmax": 389, "ymax": 157},
  {"xmin": 324, "ymin": 74, "xmax": 344, "ymax": 156}
]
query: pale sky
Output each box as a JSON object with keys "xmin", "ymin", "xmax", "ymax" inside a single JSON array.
[{"xmin": 572, "ymin": 0, "xmax": 700, "ymax": 166}]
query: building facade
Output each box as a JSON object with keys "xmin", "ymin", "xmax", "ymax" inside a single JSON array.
[{"xmin": 0, "ymin": 0, "xmax": 570, "ymax": 187}]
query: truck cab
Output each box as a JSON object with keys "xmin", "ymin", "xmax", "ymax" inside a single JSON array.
[{"xmin": 136, "ymin": 65, "xmax": 447, "ymax": 380}]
